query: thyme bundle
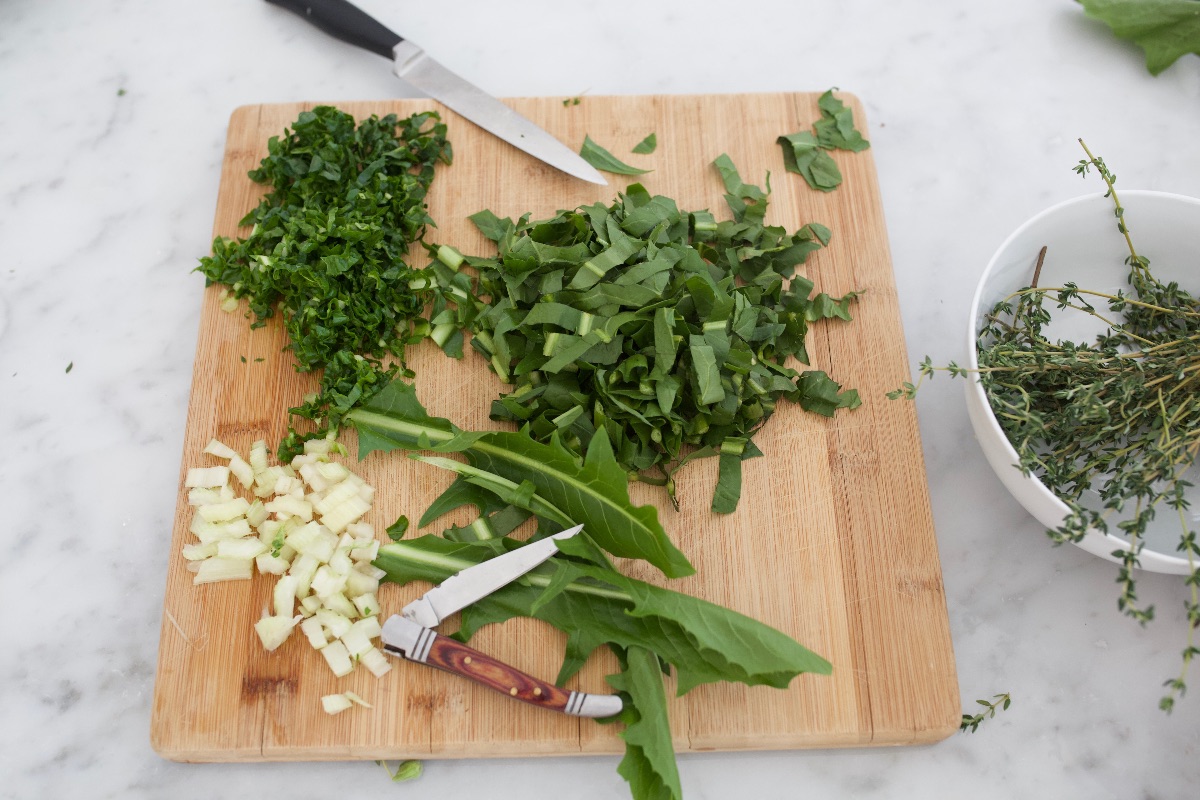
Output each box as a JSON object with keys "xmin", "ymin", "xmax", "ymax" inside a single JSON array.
[{"xmin": 898, "ymin": 141, "xmax": 1200, "ymax": 711}]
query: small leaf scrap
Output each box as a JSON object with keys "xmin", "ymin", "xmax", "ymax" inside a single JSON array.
[
  {"xmin": 580, "ymin": 134, "xmax": 652, "ymax": 175},
  {"xmin": 631, "ymin": 133, "xmax": 658, "ymax": 154},
  {"xmin": 778, "ymin": 89, "xmax": 870, "ymax": 192}
]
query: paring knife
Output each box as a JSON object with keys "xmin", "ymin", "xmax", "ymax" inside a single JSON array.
[
  {"xmin": 264, "ymin": 0, "xmax": 607, "ymax": 185},
  {"xmin": 380, "ymin": 524, "xmax": 624, "ymax": 718}
]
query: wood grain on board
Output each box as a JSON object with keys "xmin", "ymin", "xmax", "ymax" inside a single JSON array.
[{"xmin": 151, "ymin": 93, "xmax": 959, "ymax": 761}]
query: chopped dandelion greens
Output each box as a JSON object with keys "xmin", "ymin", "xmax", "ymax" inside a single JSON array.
[{"xmin": 428, "ymin": 155, "xmax": 858, "ymax": 512}]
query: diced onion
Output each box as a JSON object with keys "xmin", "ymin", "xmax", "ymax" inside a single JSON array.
[
  {"xmin": 343, "ymin": 691, "xmax": 372, "ymax": 708},
  {"xmin": 216, "ymin": 538, "xmax": 268, "ymax": 560},
  {"xmin": 321, "ymin": 495, "xmax": 371, "ymax": 534},
  {"xmin": 321, "ymin": 694, "xmax": 353, "ymax": 715},
  {"xmin": 197, "ymin": 497, "xmax": 250, "ymax": 523},
  {"xmin": 316, "ymin": 462, "xmax": 350, "ymax": 484},
  {"xmin": 185, "ymin": 466, "xmax": 230, "ymax": 489},
  {"xmin": 181, "ymin": 542, "xmax": 218, "ymax": 561},
  {"xmin": 314, "ymin": 482, "xmax": 359, "ymax": 517},
  {"xmin": 266, "ymin": 495, "xmax": 314, "ymax": 522},
  {"xmin": 181, "ymin": 436, "xmax": 391, "ymax": 697},
  {"xmin": 190, "ymin": 517, "xmax": 252, "ymax": 544},
  {"xmin": 299, "ymin": 594, "xmax": 323, "ymax": 615},
  {"xmin": 246, "ymin": 499, "xmax": 268, "ymax": 528},
  {"xmin": 300, "ymin": 616, "xmax": 327, "ymax": 649},
  {"xmin": 351, "ymin": 616, "xmax": 383, "ymax": 640},
  {"xmin": 343, "ymin": 568, "xmax": 379, "ymax": 598},
  {"xmin": 273, "ymin": 574, "xmax": 301, "ymax": 617},
  {"xmin": 340, "ymin": 623, "xmax": 375, "ymax": 657},
  {"xmin": 319, "ymin": 640, "xmax": 353, "ymax": 677},
  {"xmin": 255, "ymin": 553, "xmax": 290, "ymax": 575},
  {"xmin": 228, "ymin": 455, "xmax": 254, "ymax": 489},
  {"xmin": 311, "ymin": 565, "xmax": 348, "ymax": 599},
  {"xmin": 315, "ymin": 608, "xmax": 353, "ymax": 639},
  {"xmin": 255, "ymin": 614, "xmax": 300, "ymax": 651},
  {"xmin": 203, "ymin": 438, "xmax": 239, "ymax": 460},
  {"xmin": 360, "ymin": 647, "xmax": 392, "ymax": 678},
  {"xmin": 352, "ymin": 593, "xmax": 380, "ymax": 618},
  {"xmin": 193, "ymin": 557, "xmax": 252, "ymax": 584},
  {"xmin": 248, "ymin": 440, "xmax": 269, "ymax": 475},
  {"xmin": 321, "ymin": 591, "xmax": 358, "ymax": 619}
]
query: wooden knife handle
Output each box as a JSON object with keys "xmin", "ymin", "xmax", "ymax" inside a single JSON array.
[{"xmin": 421, "ymin": 632, "xmax": 622, "ymax": 718}]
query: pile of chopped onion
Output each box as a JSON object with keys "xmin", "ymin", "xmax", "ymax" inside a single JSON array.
[{"xmin": 182, "ymin": 436, "xmax": 393, "ymax": 694}]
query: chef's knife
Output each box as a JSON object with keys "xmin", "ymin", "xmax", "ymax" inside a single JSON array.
[
  {"xmin": 264, "ymin": 0, "xmax": 607, "ymax": 185},
  {"xmin": 380, "ymin": 524, "xmax": 624, "ymax": 718}
]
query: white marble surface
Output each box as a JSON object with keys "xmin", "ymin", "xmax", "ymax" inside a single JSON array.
[{"xmin": 2, "ymin": 0, "xmax": 1199, "ymax": 797}]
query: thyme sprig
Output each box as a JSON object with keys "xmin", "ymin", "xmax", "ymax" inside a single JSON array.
[
  {"xmin": 960, "ymin": 692, "xmax": 1011, "ymax": 734},
  {"xmin": 898, "ymin": 141, "xmax": 1200, "ymax": 712}
]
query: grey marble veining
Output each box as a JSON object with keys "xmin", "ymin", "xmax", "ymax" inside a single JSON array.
[{"xmin": 2, "ymin": 0, "xmax": 1199, "ymax": 798}]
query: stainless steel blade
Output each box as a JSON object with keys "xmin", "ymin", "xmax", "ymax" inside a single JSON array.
[
  {"xmin": 402, "ymin": 524, "xmax": 584, "ymax": 627},
  {"xmin": 392, "ymin": 42, "xmax": 606, "ymax": 185}
]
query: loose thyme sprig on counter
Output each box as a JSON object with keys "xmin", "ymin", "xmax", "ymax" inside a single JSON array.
[
  {"xmin": 895, "ymin": 141, "xmax": 1200, "ymax": 712},
  {"xmin": 960, "ymin": 693, "xmax": 1011, "ymax": 734}
]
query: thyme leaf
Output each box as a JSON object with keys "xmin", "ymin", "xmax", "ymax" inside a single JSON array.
[{"xmin": 960, "ymin": 693, "xmax": 1011, "ymax": 733}]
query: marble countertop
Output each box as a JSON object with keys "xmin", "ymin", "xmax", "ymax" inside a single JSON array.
[{"xmin": 3, "ymin": 0, "xmax": 1199, "ymax": 797}]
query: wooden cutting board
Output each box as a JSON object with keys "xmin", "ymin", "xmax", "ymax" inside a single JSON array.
[{"xmin": 151, "ymin": 93, "xmax": 958, "ymax": 761}]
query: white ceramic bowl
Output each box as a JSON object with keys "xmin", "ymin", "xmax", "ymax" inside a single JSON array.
[{"xmin": 965, "ymin": 190, "xmax": 1200, "ymax": 574}]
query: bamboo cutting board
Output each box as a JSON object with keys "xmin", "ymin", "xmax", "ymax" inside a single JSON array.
[{"xmin": 152, "ymin": 93, "xmax": 959, "ymax": 761}]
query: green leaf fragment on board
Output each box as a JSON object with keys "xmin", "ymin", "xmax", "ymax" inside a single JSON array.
[
  {"xmin": 777, "ymin": 131, "xmax": 843, "ymax": 192},
  {"xmin": 631, "ymin": 133, "xmax": 658, "ymax": 154},
  {"xmin": 778, "ymin": 89, "xmax": 869, "ymax": 191},
  {"xmin": 580, "ymin": 135, "xmax": 652, "ymax": 175}
]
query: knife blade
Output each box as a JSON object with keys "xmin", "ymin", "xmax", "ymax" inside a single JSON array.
[
  {"xmin": 264, "ymin": 0, "xmax": 607, "ymax": 185},
  {"xmin": 400, "ymin": 524, "xmax": 583, "ymax": 628}
]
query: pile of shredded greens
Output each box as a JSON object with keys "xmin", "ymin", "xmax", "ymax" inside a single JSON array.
[
  {"xmin": 431, "ymin": 155, "xmax": 860, "ymax": 512},
  {"xmin": 197, "ymin": 106, "xmax": 452, "ymax": 459}
]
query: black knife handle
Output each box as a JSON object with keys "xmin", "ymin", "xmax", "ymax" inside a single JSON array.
[{"xmin": 265, "ymin": 0, "xmax": 403, "ymax": 59}]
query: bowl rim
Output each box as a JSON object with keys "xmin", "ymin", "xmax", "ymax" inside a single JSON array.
[{"xmin": 965, "ymin": 189, "xmax": 1200, "ymax": 571}]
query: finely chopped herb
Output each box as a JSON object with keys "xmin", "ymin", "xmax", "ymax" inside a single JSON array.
[{"xmin": 196, "ymin": 106, "xmax": 452, "ymax": 459}]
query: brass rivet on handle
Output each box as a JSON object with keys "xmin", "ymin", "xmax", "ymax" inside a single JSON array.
[
  {"xmin": 533, "ymin": 687, "xmax": 543, "ymax": 697},
  {"xmin": 509, "ymin": 687, "xmax": 518, "ymax": 696},
  {"xmin": 463, "ymin": 656, "xmax": 473, "ymax": 665}
]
